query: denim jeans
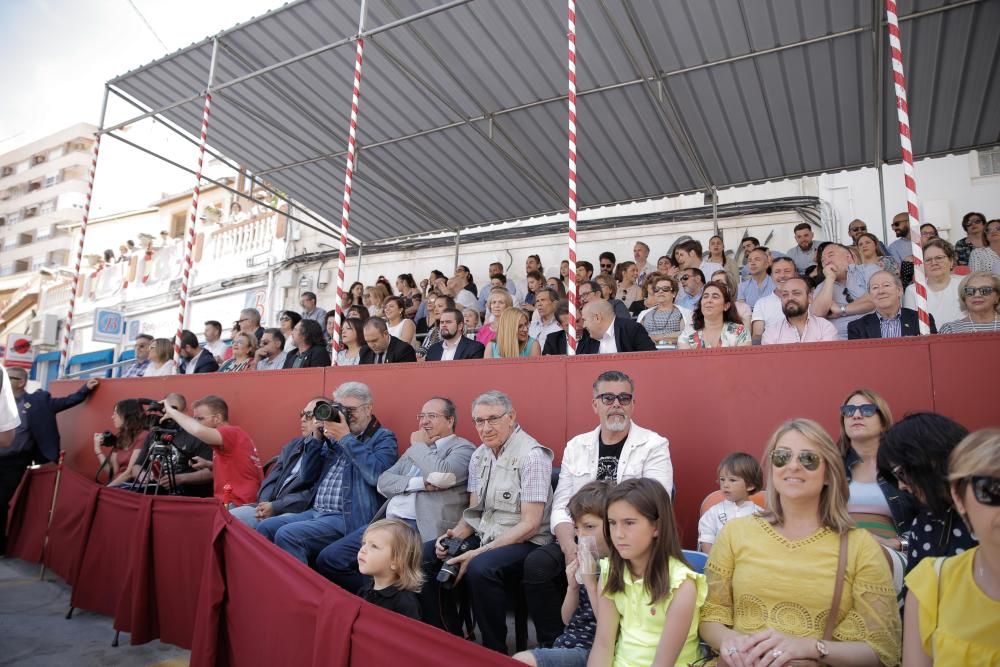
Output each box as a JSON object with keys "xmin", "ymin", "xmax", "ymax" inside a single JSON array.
[
  {"xmin": 256, "ymin": 509, "xmax": 347, "ymax": 564},
  {"xmin": 228, "ymin": 503, "xmax": 260, "ymax": 529}
]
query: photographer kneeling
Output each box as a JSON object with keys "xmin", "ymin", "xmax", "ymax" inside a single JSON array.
[
  {"xmin": 122, "ymin": 393, "xmax": 215, "ymax": 497},
  {"xmin": 419, "ymin": 390, "xmax": 554, "ymax": 654},
  {"xmin": 162, "ymin": 395, "xmax": 262, "ymax": 506}
]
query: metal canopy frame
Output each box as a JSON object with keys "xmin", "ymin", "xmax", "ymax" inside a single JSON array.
[{"xmin": 99, "ymin": 0, "xmax": 998, "ymax": 247}]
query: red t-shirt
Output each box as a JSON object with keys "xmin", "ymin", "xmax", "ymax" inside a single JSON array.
[{"xmin": 214, "ymin": 425, "xmax": 263, "ymax": 506}]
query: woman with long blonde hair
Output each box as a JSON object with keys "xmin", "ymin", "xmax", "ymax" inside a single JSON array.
[{"xmin": 485, "ymin": 308, "xmax": 540, "ymax": 358}]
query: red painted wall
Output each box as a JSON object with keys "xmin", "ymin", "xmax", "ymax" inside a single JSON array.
[{"xmin": 51, "ymin": 334, "xmax": 999, "ymax": 545}]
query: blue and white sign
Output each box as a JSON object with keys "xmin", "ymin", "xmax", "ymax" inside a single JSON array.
[{"xmin": 93, "ymin": 308, "xmax": 126, "ymax": 344}]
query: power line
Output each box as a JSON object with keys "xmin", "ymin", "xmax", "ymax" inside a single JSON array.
[{"xmin": 125, "ymin": 0, "xmax": 169, "ymax": 51}]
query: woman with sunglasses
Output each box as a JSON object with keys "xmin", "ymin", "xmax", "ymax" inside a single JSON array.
[
  {"xmin": 938, "ymin": 271, "xmax": 1000, "ymax": 333},
  {"xmin": 278, "ymin": 310, "xmax": 302, "ymax": 353},
  {"xmin": 969, "ymin": 218, "xmax": 1000, "ymax": 275},
  {"xmin": 218, "ymin": 332, "xmax": 257, "ymax": 373},
  {"xmin": 677, "ymin": 281, "xmax": 749, "ymax": 349},
  {"xmin": 700, "ymin": 419, "xmax": 900, "ymax": 667},
  {"xmin": 903, "ymin": 429, "xmax": 1000, "ymax": 666},
  {"xmin": 878, "ymin": 413, "xmax": 978, "ymax": 575},
  {"xmin": 837, "ymin": 390, "xmax": 918, "ymax": 593},
  {"xmin": 954, "ymin": 211, "xmax": 987, "ymax": 267},
  {"xmin": 638, "ymin": 276, "xmax": 685, "ymax": 345}
]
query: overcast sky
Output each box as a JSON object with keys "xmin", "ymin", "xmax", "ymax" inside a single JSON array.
[{"xmin": 0, "ymin": 0, "xmax": 282, "ymax": 215}]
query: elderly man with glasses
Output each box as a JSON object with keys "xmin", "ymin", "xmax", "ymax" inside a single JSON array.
[
  {"xmin": 256, "ymin": 382, "xmax": 398, "ymax": 564},
  {"xmin": 419, "ymin": 390, "xmax": 554, "ymax": 654},
  {"xmin": 522, "ymin": 370, "xmax": 673, "ymax": 647},
  {"xmin": 315, "ymin": 397, "xmax": 475, "ymax": 593}
]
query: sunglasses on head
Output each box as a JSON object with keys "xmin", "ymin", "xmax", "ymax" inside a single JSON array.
[
  {"xmin": 840, "ymin": 403, "xmax": 878, "ymax": 418},
  {"xmin": 963, "ymin": 286, "xmax": 997, "ymax": 297},
  {"xmin": 771, "ymin": 447, "xmax": 821, "ymax": 471},
  {"xmin": 596, "ymin": 392, "xmax": 633, "ymax": 406},
  {"xmin": 967, "ymin": 476, "xmax": 1000, "ymax": 506}
]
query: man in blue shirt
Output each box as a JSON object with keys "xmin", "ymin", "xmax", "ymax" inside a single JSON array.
[
  {"xmin": 675, "ymin": 268, "xmax": 705, "ymax": 310},
  {"xmin": 737, "ymin": 247, "xmax": 776, "ymax": 310},
  {"xmin": 887, "ymin": 212, "xmax": 915, "ymax": 266},
  {"xmin": 121, "ymin": 334, "xmax": 153, "ymax": 377}
]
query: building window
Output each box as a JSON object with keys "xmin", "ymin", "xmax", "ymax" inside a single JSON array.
[
  {"xmin": 8, "ymin": 211, "xmax": 20, "ymax": 225},
  {"xmin": 1, "ymin": 165, "xmax": 13, "ymax": 177},
  {"xmin": 44, "ymin": 173, "xmax": 60, "ymax": 188},
  {"xmin": 978, "ymin": 147, "xmax": 1000, "ymax": 177},
  {"xmin": 40, "ymin": 199, "xmax": 56, "ymax": 215}
]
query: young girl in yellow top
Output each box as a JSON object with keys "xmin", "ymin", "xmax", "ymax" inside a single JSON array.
[
  {"xmin": 587, "ymin": 478, "xmax": 706, "ymax": 667},
  {"xmin": 903, "ymin": 428, "xmax": 1000, "ymax": 666}
]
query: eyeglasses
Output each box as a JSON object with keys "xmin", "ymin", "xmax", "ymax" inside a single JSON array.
[
  {"xmin": 771, "ymin": 448, "xmax": 821, "ymax": 471},
  {"xmin": 300, "ymin": 410, "xmax": 315, "ymax": 419},
  {"xmin": 417, "ymin": 412, "xmax": 444, "ymax": 421},
  {"xmin": 967, "ymin": 476, "xmax": 1000, "ymax": 506},
  {"xmin": 891, "ymin": 464, "xmax": 910, "ymax": 486},
  {"xmin": 849, "ymin": 226, "xmax": 867, "ymax": 233},
  {"xmin": 842, "ymin": 288, "xmax": 855, "ymax": 304},
  {"xmin": 923, "ymin": 255, "xmax": 948, "ymax": 264},
  {"xmin": 595, "ymin": 392, "xmax": 634, "ymax": 406},
  {"xmin": 652, "ymin": 286, "xmax": 673, "ymax": 293},
  {"xmin": 578, "ymin": 290, "xmax": 593, "ymax": 299},
  {"xmin": 840, "ymin": 403, "xmax": 878, "ymax": 418},
  {"xmin": 279, "ymin": 316, "xmax": 291, "ymax": 322},
  {"xmin": 679, "ymin": 274, "xmax": 690, "ymax": 282},
  {"xmin": 600, "ymin": 263, "xmax": 613, "ymax": 269},
  {"xmin": 964, "ymin": 286, "xmax": 997, "ymax": 297},
  {"xmin": 473, "ymin": 412, "xmax": 509, "ymax": 429}
]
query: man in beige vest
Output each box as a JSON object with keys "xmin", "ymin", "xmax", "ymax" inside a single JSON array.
[{"xmin": 419, "ymin": 390, "xmax": 553, "ymax": 654}]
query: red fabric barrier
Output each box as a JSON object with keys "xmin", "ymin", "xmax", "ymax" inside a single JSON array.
[
  {"xmin": 44, "ymin": 468, "xmax": 100, "ymax": 585},
  {"xmin": 5, "ymin": 465, "xmax": 55, "ymax": 562}
]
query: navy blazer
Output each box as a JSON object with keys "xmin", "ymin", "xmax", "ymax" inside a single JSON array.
[
  {"xmin": 577, "ymin": 317, "xmax": 657, "ymax": 354},
  {"xmin": 17, "ymin": 383, "xmax": 92, "ymax": 463},
  {"xmin": 424, "ymin": 336, "xmax": 485, "ymax": 361},
  {"xmin": 847, "ymin": 308, "xmax": 937, "ymax": 340},
  {"xmin": 257, "ymin": 436, "xmax": 323, "ymax": 514},
  {"xmin": 358, "ymin": 336, "xmax": 417, "ymax": 364},
  {"xmin": 181, "ymin": 348, "xmax": 219, "ymax": 374}
]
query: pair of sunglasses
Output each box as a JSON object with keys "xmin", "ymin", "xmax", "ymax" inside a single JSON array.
[
  {"xmin": 968, "ymin": 476, "xmax": 1000, "ymax": 506},
  {"xmin": 963, "ymin": 286, "xmax": 997, "ymax": 297},
  {"xmin": 840, "ymin": 403, "xmax": 878, "ymax": 418},
  {"xmin": 595, "ymin": 392, "xmax": 634, "ymax": 406},
  {"xmin": 771, "ymin": 447, "xmax": 821, "ymax": 471}
]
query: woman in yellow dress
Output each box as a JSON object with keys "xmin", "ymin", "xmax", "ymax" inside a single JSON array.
[
  {"xmin": 699, "ymin": 419, "xmax": 900, "ymax": 666},
  {"xmin": 902, "ymin": 429, "xmax": 1000, "ymax": 666}
]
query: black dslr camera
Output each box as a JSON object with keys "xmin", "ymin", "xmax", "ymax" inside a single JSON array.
[
  {"xmin": 436, "ymin": 534, "xmax": 481, "ymax": 589},
  {"xmin": 312, "ymin": 400, "xmax": 346, "ymax": 423},
  {"xmin": 136, "ymin": 398, "xmax": 180, "ymax": 433}
]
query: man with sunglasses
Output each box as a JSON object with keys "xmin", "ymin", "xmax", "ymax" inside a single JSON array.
[
  {"xmin": 523, "ymin": 370, "xmax": 672, "ymax": 647},
  {"xmin": 598, "ymin": 251, "xmax": 616, "ymax": 276},
  {"xmin": 229, "ymin": 398, "xmax": 327, "ymax": 528},
  {"xmin": 675, "ymin": 267, "xmax": 705, "ymax": 310},
  {"xmin": 811, "ymin": 243, "xmax": 878, "ymax": 340},
  {"xmin": 256, "ymin": 382, "xmax": 397, "ymax": 565}
]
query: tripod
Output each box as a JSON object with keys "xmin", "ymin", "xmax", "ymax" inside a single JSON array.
[{"xmin": 132, "ymin": 431, "xmax": 180, "ymax": 496}]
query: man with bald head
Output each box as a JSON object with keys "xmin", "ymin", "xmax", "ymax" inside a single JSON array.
[
  {"xmin": 887, "ymin": 212, "xmax": 915, "ymax": 266},
  {"xmin": 848, "ymin": 270, "xmax": 936, "ymax": 339},
  {"xmin": 810, "ymin": 243, "xmax": 879, "ymax": 340},
  {"xmin": 579, "ymin": 299, "xmax": 656, "ymax": 354}
]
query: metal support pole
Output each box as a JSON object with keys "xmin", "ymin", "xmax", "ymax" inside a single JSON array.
[
  {"xmin": 59, "ymin": 87, "xmax": 109, "ymax": 378},
  {"xmin": 453, "ymin": 231, "xmax": 461, "ymax": 271},
  {"xmin": 333, "ymin": 0, "xmax": 368, "ymax": 364},
  {"xmin": 884, "ymin": 0, "xmax": 930, "ymax": 335},
  {"xmin": 566, "ymin": 0, "xmax": 579, "ymax": 355},
  {"xmin": 872, "ymin": 0, "xmax": 890, "ymax": 244},
  {"xmin": 876, "ymin": 163, "xmax": 888, "ymax": 243},
  {"xmin": 711, "ymin": 188, "xmax": 719, "ymax": 236},
  {"xmin": 173, "ymin": 39, "xmax": 220, "ymax": 361},
  {"xmin": 356, "ymin": 243, "xmax": 364, "ymax": 282}
]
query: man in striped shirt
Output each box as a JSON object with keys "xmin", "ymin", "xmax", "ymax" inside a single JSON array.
[{"xmin": 847, "ymin": 271, "xmax": 936, "ymax": 339}]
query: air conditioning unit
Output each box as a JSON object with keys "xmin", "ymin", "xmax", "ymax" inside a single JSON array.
[{"xmin": 30, "ymin": 313, "xmax": 61, "ymax": 346}]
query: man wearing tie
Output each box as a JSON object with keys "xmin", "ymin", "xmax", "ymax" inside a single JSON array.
[{"xmin": 359, "ymin": 317, "xmax": 417, "ymax": 364}]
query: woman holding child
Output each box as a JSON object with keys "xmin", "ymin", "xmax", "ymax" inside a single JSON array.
[{"xmin": 700, "ymin": 419, "xmax": 900, "ymax": 666}]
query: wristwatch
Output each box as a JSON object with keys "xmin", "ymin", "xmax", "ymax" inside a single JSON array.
[
  {"xmin": 839, "ymin": 304, "xmax": 847, "ymax": 316},
  {"xmin": 816, "ymin": 640, "xmax": 830, "ymax": 662}
]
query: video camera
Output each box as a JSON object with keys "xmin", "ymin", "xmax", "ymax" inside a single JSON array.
[
  {"xmin": 313, "ymin": 400, "xmax": 346, "ymax": 423},
  {"xmin": 136, "ymin": 398, "xmax": 180, "ymax": 433},
  {"xmin": 436, "ymin": 534, "xmax": 481, "ymax": 589}
]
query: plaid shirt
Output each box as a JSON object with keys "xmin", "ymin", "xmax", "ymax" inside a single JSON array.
[
  {"xmin": 313, "ymin": 443, "xmax": 349, "ymax": 514},
  {"xmin": 121, "ymin": 358, "xmax": 150, "ymax": 378},
  {"xmin": 467, "ymin": 428, "xmax": 551, "ymax": 504}
]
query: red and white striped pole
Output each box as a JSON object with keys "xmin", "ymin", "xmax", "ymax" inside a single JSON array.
[
  {"xmin": 332, "ymin": 29, "xmax": 367, "ymax": 364},
  {"xmin": 885, "ymin": 0, "xmax": 930, "ymax": 335},
  {"xmin": 59, "ymin": 88, "xmax": 110, "ymax": 378},
  {"xmin": 173, "ymin": 39, "xmax": 220, "ymax": 360},
  {"xmin": 565, "ymin": 0, "xmax": 579, "ymax": 354}
]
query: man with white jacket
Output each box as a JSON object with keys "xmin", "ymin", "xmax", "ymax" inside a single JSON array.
[{"xmin": 521, "ymin": 370, "xmax": 673, "ymax": 646}]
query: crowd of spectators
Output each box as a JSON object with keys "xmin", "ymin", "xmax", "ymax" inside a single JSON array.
[
  {"xmin": 11, "ymin": 364, "xmax": 987, "ymax": 664},
  {"xmin": 113, "ymin": 211, "xmax": 1000, "ymax": 380}
]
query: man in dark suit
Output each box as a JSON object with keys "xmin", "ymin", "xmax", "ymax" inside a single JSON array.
[
  {"xmin": 359, "ymin": 317, "xmax": 417, "ymax": 364},
  {"xmin": 848, "ymin": 270, "xmax": 937, "ymax": 339},
  {"xmin": 424, "ymin": 308, "xmax": 485, "ymax": 361},
  {"xmin": 578, "ymin": 299, "xmax": 657, "ymax": 354},
  {"xmin": 1, "ymin": 367, "xmax": 98, "ymax": 552},
  {"xmin": 178, "ymin": 330, "xmax": 220, "ymax": 374}
]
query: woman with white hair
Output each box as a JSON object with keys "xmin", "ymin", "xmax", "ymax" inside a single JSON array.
[{"xmin": 938, "ymin": 271, "xmax": 1000, "ymax": 333}]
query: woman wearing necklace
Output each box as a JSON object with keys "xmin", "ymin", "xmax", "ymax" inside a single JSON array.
[
  {"xmin": 878, "ymin": 412, "xmax": 978, "ymax": 575},
  {"xmin": 677, "ymin": 281, "xmax": 749, "ymax": 349},
  {"xmin": 903, "ymin": 429, "xmax": 1000, "ymax": 666},
  {"xmin": 969, "ymin": 218, "xmax": 1000, "ymax": 275},
  {"xmin": 939, "ymin": 272, "xmax": 1000, "ymax": 333}
]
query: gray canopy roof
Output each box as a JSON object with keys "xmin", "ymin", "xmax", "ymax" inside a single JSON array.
[{"xmin": 107, "ymin": 0, "xmax": 1000, "ymax": 243}]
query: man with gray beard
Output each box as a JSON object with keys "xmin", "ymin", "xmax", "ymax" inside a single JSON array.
[{"xmin": 521, "ymin": 370, "xmax": 673, "ymax": 646}]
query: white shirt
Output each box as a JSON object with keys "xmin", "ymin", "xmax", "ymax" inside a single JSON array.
[
  {"xmin": 439, "ymin": 336, "xmax": 460, "ymax": 361},
  {"xmin": 699, "ymin": 260, "xmax": 723, "ymax": 280},
  {"xmin": 751, "ymin": 291, "xmax": 783, "ymax": 328},
  {"xmin": 903, "ymin": 274, "xmax": 963, "ymax": 328},
  {"xmin": 698, "ymin": 498, "xmax": 760, "ymax": 545},
  {"xmin": 598, "ymin": 317, "xmax": 618, "ymax": 354},
  {"xmin": 384, "ymin": 434, "xmax": 456, "ymax": 520},
  {"xmin": 144, "ymin": 360, "xmax": 176, "ymax": 377},
  {"xmin": 0, "ymin": 366, "xmax": 21, "ymax": 433},
  {"xmin": 203, "ymin": 339, "xmax": 227, "ymax": 360},
  {"xmin": 454, "ymin": 289, "xmax": 479, "ymax": 312},
  {"xmin": 529, "ymin": 315, "xmax": 561, "ymax": 350}
]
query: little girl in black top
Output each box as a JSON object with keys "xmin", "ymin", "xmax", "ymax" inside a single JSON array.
[{"xmin": 357, "ymin": 519, "xmax": 422, "ymax": 620}]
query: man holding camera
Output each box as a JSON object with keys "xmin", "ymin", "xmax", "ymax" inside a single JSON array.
[
  {"xmin": 257, "ymin": 382, "xmax": 397, "ymax": 565},
  {"xmin": 162, "ymin": 395, "xmax": 262, "ymax": 506},
  {"xmin": 229, "ymin": 398, "xmax": 326, "ymax": 529},
  {"xmin": 314, "ymin": 397, "xmax": 475, "ymax": 592},
  {"xmin": 419, "ymin": 390, "xmax": 554, "ymax": 654}
]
